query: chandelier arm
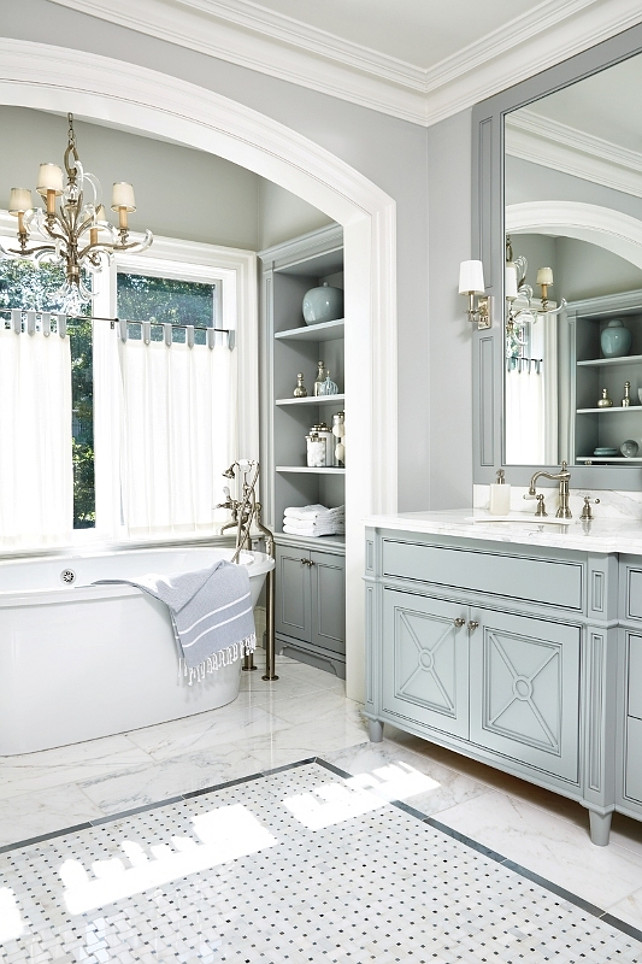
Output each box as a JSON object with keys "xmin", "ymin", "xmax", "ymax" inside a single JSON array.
[{"xmin": 39, "ymin": 214, "xmax": 73, "ymax": 247}]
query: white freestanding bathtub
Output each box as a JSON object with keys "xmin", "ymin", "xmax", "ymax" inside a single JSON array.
[{"xmin": 0, "ymin": 545, "xmax": 274, "ymax": 755}]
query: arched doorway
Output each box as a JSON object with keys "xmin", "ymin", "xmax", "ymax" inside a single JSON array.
[{"xmin": 0, "ymin": 37, "xmax": 398, "ymax": 700}]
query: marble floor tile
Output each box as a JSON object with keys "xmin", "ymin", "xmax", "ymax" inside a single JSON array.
[
  {"xmin": 123, "ymin": 700, "xmax": 284, "ymax": 761},
  {"xmin": 433, "ymin": 787, "xmax": 642, "ymax": 919},
  {"xmin": 0, "ymin": 736, "xmax": 153, "ymax": 803},
  {"xmin": 0, "ymin": 783, "xmax": 104, "ymax": 847},
  {"xmin": 76, "ymin": 744, "xmax": 266, "ymax": 815},
  {"xmin": 325, "ymin": 739, "xmax": 491, "ymax": 816}
]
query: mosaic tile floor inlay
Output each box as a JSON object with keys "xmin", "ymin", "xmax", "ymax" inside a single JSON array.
[{"xmin": 0, "ymin": 759, "xmax": 640, "ymax": 963}]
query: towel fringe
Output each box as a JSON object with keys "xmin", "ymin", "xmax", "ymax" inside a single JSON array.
[{"xmin": 178, "ymin": 634, "xmax": 256, "ymax": 686}]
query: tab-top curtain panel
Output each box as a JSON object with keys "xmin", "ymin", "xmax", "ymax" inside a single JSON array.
[
  {"xmin": 115, "ymin": 329, "xmax": 236, "ymax": 536},
  {"xmin": 0, "ymin": 313, "xmax": 73, "ymax": 547}
]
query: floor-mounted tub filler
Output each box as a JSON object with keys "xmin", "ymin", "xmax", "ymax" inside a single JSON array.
[{"xmin": 0, "ymin": 545, "xmax": 274, "ymax": 754}]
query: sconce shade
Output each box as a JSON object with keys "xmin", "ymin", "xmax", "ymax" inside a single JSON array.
[
  {"xmin": 9, "ymin": 188, "xmax": 32, "ymax": 214},
  {"xmin": 505, "ymin": 263, "xmax": 518, "ymax": 300},
  {"xmin": 111, "ymin": 181, "xmax": 136, "ymax": 212},
  {"xmin": 536, "ymin": 266, "xmax": 554, "ymax": 286},
  {"xmin": 36, "ymin": 163, "xmax": 63, "ymax": 196},
  {"xmin": 459, "ymin": 260, "xmax": 485, "ymax": 295}
]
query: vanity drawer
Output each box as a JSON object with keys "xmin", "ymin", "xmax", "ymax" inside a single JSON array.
[{"xmin": 381, "ymin": 540, "xmax": 583, "ymax": 611}]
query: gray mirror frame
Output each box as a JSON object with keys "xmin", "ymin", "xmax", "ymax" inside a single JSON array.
[{"xmin": 472, "ymin": 22, "xmax": 642, "ymax": 491}]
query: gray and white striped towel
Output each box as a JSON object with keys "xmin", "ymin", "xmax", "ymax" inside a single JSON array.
[{"xmin": 94, "ymin": 560, "xmax": 256, "ymax": 684}]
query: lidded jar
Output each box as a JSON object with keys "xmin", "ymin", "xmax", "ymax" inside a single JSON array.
[{"xmin": 600, "ymin": 319, "xmax": 631, "ymax": 358}]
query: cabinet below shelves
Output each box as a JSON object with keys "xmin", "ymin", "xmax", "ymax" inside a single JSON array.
[{"xmin": 275, "ymin": 541, "xmax": 345, "ymax": 678}]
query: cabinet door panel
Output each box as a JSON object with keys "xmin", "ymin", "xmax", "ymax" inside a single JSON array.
[
  {"xmin": 382, "ymin": 589, "xmax": 468, "ymax": 738},
  {"xmin": 470, "ymin": 610, "xmax": 580, "ymax": 783},
  {"xmin": 275, "ymin": 547, "xmax": 311, "ymax": 641},
  {"xmin": 311, "ymin": 552, "xmax": 345, "ymax": 654},
  {"xmin": 625, "ymin": 717, "xmax": 642, "ymax": 803},
  {"xmin": 628, "ymin": 634, "xmax": 642, "ymax": 720}
]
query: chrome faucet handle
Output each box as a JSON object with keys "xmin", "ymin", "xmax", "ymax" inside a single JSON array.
[
  {"xmin": 534, "ymin": 493, "xmax": 547, "ymax": 517},
  {"xmin": 581, "ymin": 496, "xmax": 600, "ymax": 521}
]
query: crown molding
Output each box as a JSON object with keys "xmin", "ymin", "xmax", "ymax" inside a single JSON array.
[
  {"xmin": 506, "ymin": 109, "xmax": 642, "ymax": 199},
  {"xmin": 44, "ymin": 0, "xmax": 642, "ymax": 126}
]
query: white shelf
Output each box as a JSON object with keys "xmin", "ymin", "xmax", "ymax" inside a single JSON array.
[
  {"xmin": 275, "ymin": 319, "xmax": 344, "ymax": 342},
  {"xmin": 577, "ymin": 456, "xmax": 642, "ymax": 463},
  {"xmin": 276, "ymin": 465, "xmax": 345, "ymax": 475},
  {"xmin": 276, "ymin": 394, "xmax": 345, "ymax": 407},
  {"xmin": 576, "ymin": 407, "xmax": 642, "ymax": 414},
  {"xmin": 577, "ymin": 354, "xmax": 642, "ymax": 367}
]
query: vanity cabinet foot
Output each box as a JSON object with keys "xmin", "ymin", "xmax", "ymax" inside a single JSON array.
[
  {"xmin": 368, "ymin": 719, "xmax": 383, "ymax": 743},
  {"xmin": 587, "ymin": 808, "xmax": 613, "ymax": 847}
]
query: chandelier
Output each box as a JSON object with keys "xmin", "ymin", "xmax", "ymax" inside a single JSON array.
[{"xmin": 1, "ymin": 113, "xmax": 153, "ymax": 311}]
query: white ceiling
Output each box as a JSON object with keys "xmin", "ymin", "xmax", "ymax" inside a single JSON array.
[{"xmin": 50, "ymin": 0, "xmax": 642, "ymax": 126}]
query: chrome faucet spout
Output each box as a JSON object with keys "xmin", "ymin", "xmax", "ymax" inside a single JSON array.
[{"xmin": 527, "ymin": 461, "xmax": 572, "ymax": 518}]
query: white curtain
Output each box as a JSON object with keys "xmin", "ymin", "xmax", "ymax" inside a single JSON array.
[
  {"xmin": 115, "ymin": 328, "xmax": 236, "ymax": 536},
  {"xmin": 505, "ymin": 312, "xmax": 559, "ymax": 465},
  {"xmin": 0, "ymin": 313, "xmax": 73, "ymax": 547}
]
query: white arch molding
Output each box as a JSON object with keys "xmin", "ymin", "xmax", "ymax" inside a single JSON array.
[
  {"xmin": 507, "ymin": 200, "xmax": 642, "ymax": 269},
  {"xmin": 0, "ymin": 37, "xmax": 399, "ymax": 701}
]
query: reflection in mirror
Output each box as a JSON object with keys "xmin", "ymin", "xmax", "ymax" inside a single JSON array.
[{"xmin": 503, "ymin": 52, "xmax": 642, "ymax": 467}]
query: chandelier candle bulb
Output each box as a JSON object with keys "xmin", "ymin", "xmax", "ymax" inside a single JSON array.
[{"xmin": 505, "ymin": 264, "xmax": 518, "ymax": 301}]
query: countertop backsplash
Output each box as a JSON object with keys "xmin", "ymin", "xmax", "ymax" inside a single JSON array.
[{"xmin": 473, "ymin": 484, "xmax": 642, "ymax": 522}]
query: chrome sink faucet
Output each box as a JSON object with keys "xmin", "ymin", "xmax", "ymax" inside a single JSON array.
[{"xmin": 527, "ymin": 461, "xmax": 572, "ymax": 519}]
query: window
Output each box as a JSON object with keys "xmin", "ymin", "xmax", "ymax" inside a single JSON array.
[{"xmin": 0, "ymin": 230, "xmax": 258, "ymax": 550}]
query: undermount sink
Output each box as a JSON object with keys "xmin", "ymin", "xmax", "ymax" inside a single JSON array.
[{"xmin": 469, "ymin": 514, "xmax": 573, "ymax": 526}]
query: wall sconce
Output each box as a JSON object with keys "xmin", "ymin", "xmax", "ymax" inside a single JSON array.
[{"xmin": 458, "ymin": 260, "xmax": 492, "ymax": 330}]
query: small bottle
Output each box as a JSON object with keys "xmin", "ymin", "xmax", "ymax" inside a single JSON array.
[
  {"xmin": 597, "ymin": 388, "xmax": 613, "ymax": 408},
  {"xmin": 489, "ymin": 469, "xmax": 510, "ymax": 516},
  {"xmin": 293, "ymin": 373, "xmax": 308, "ymax": 398},
  {"xmin": 318, "ymin": 371, "xmax": 338, "ymax": 396},
  {"xmin": 313, "ymin": 361, "xmax": 327, "ymax": 397},
  {"xmin": 622, "ymin": 381, "xmax": 631, "ymax": 407}
]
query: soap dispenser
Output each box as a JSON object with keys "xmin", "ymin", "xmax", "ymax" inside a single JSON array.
[{"xmin": 489, "ymin": 469, "xmax": 511, "ymax": 516}]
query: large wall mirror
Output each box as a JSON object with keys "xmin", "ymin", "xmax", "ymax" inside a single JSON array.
[{"xmin": 472, "ymin": 23, "xmax": 642, "ymax": 490}]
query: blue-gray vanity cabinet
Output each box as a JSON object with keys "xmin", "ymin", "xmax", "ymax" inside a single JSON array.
[
  {"xmin": 275, "ymin": 540, "xmax": 345, "ymax": 678},
  {"xmin": 365, "ymin": 526, "xmax": 618, "ymax": 845}
]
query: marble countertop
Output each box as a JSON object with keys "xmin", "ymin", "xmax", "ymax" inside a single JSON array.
[{"xmin": 365, "ymin": 509, "xmax": 642, "ymax": 554}]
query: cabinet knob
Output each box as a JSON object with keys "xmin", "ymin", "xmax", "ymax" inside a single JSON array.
[
  {"xmin": 468, "ymin": 620, "xmax": 479, "ymax": 632},
  {"xmin": 453, "ymin": 617, "xmax": 466, "ymax": 628},
  {"xmin": 300, "ymin": 558, "xmax": 314, "ymax": 566}
]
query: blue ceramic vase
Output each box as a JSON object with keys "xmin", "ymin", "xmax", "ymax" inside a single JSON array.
[
  {"xmin": 600, "ymin": 319, "xmax": 631, "ymax": 358},
  {"xmin": 302, "ymin": 282, "xmax": 344, "ymax": 325}
]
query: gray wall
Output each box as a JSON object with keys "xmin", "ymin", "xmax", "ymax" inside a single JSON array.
[{"xmin": 4, "ymin": 0, "xmax": 468, "ymax": 512}]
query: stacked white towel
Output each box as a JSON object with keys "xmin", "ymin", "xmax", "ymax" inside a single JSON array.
[{"xmin": 283, "ymin": 504, "xmax": 345, "ymax": 537}]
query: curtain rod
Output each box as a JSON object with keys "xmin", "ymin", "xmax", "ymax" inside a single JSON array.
[{"xmin": 0, "ymin": 307, "xmax": 230, "ymax": 334}]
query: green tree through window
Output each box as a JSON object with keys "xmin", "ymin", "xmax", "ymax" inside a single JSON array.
[{"xmin": 0, "ymin": 260, "xmax": 94, "ymax": 528}]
